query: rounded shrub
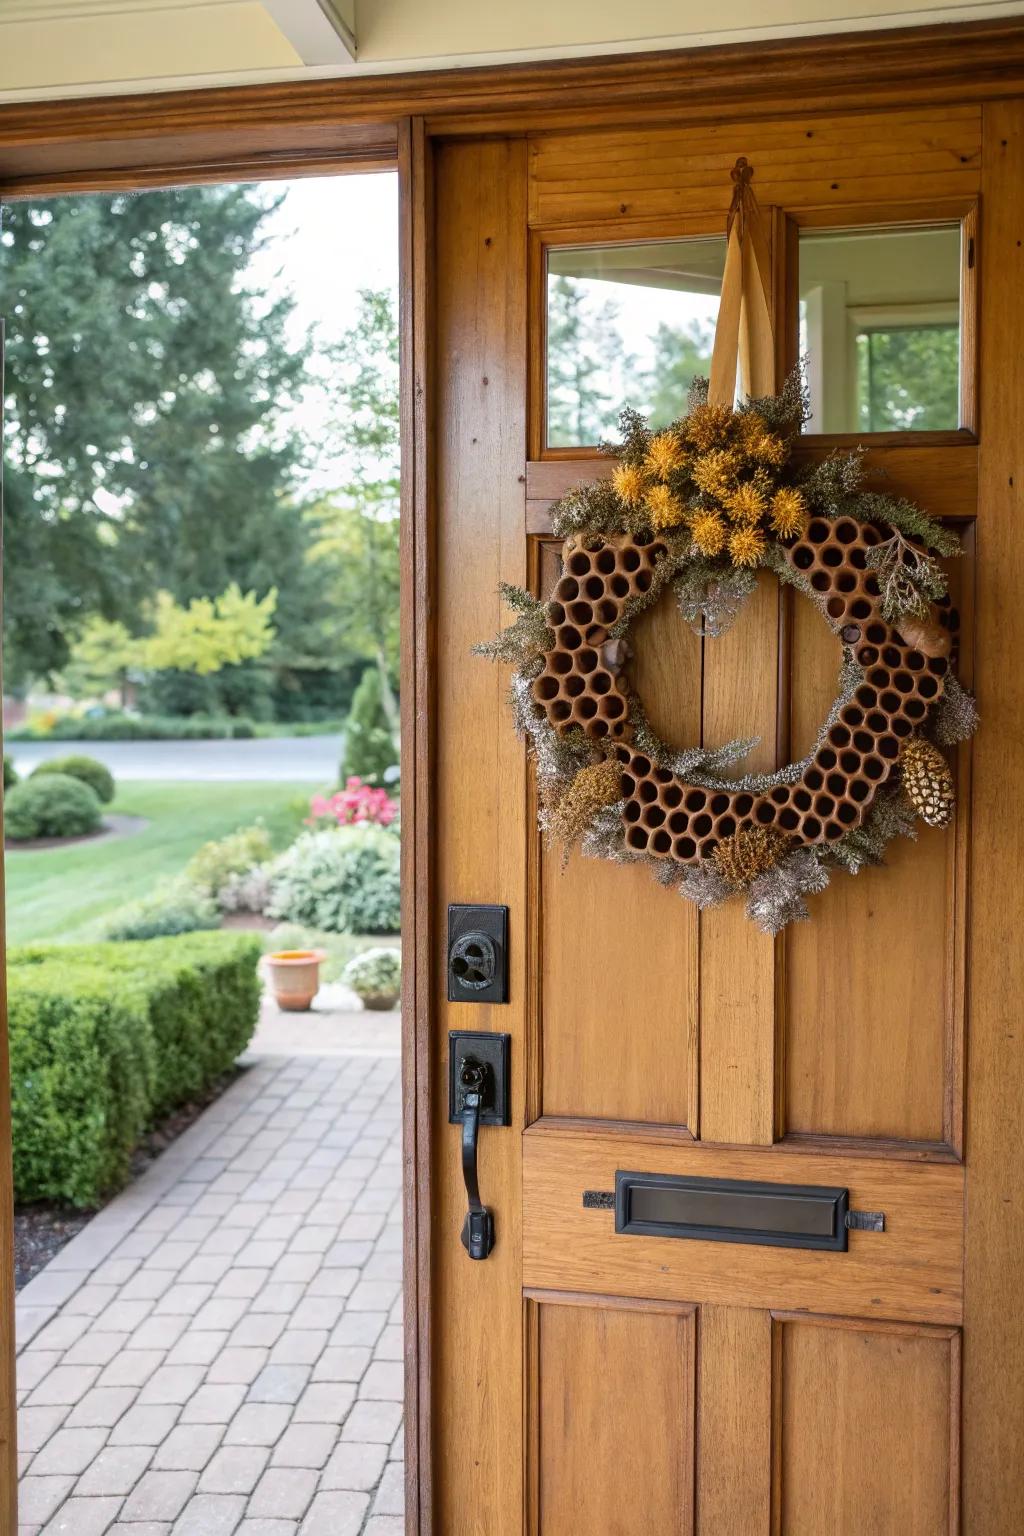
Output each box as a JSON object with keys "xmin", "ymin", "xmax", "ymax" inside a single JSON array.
[
  {"xmin": 343, "ymin": 946, "xmax": 401, "ymax": 1007},
  {"xmin": 267, "ymin": 826, "xmax": 401, "ymax": 935},
  {"xmin": 5, "ymin": 773, "xmax": 103, "ymax": 841},
  {"xmin": 31, "ymin": 753, "xmax": 116, "ymax": 804},
  {"xmin": 104, "ymin": 879, "xmax": 220, "ymax": 941},
  {"xmin": 3, "ymin": 754, "xmax": 18, "ymax": 791}
]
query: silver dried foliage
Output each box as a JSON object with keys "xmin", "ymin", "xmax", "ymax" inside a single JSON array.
[
  {"xmin": 673, "ymin": 562, "xmax": 757, "ymax": 638},
  {"xmin": 826, "ymin": 787, "xmax": 918, "ymax": 876},
  {"xmin": 580, "ymin": 802, "xmax": 631, "ymax": 862},
  {"xmin": 679, "ymin": 860, "xmax": 733, "ymax": 911},
  {"xmin": 745, "ymin": 848, "xmax": 831, "ymax": 935},
  {"xmin": 930, "ymin": 674, "xmax": 980, "ymax": 746}
]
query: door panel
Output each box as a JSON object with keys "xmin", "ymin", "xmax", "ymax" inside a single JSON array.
[
  {"xmin": 526, "ymin": 1294, "xmax": 696, "ymax": 1535},
  {"xmin": 773, "ymin": 1317, "xmax": 959, "ymax": 1535},
  {"xmin": 522, "ymin": 1131, "xmax": 963, "ymax": 1323},
  {"xmin": 424, "ymin": 91, "xmax": 1019, "ymax": 1535}
]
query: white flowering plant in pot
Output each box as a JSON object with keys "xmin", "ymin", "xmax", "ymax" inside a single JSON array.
[{"xmin": 342, "ymin": 946, "xmax": 401, "ymax": 1011}]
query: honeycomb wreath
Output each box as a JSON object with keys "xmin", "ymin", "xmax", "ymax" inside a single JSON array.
[{"xmin": 478, "ymin": 385, "xmax": 978, "ymax": 933}]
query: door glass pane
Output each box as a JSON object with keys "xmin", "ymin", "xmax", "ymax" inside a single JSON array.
[
  {"xmin": 546, "ymin": 237, "xmax": 726, "ymax": 448},
  {"xmin": 799, "ymin": 223, "xmax": 962, "ymax": 434}
]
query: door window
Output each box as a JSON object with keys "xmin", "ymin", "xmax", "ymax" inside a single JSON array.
[
  {"xmin": 546, "ymin": 236, "xmax": 726, "ymax": 448},
  {"xmin": 798, "ymin": 223, "xmax": 963, "ymax": 434}
]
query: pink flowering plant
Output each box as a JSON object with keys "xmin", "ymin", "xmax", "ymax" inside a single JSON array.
[{"xmin": 307, "ymin": 777, "xmax": 398, "ymax": 830}]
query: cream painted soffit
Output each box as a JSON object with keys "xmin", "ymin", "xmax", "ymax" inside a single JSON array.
[{"xmin": 1, "ymin": 0, "xmax": 1024, "ymax": 103}]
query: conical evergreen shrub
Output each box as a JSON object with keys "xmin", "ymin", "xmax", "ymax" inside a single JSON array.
[{"xmin": 341, "ymin": 666, "xmax": 397, "ymax": 787}]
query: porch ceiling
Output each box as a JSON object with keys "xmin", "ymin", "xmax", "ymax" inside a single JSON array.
[{"xmin": 2, "ymin": 0, "xmax": 1024, "ymax": 105}]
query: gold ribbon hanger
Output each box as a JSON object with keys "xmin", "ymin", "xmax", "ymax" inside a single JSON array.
[{"xmin": 707, "ymin": 157, "xmax": 775, "ymax": 408}]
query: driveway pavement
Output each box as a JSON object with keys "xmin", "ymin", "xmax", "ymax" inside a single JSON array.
[
  {"xmin": 9, "ymin": 737, "xmax": 344, "ymax": 784},
  {"xmin": 14, "ymin": 996, "xmax": 403, "ymax": 1535}
]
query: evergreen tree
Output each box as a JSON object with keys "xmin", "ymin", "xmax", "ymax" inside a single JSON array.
[
  {"xmin": 0, "ymin": 185, "xmax": 325, "ymax": 687},
  {"xmin": 341, "ymin": 665, "xmax": 398, "ymax": 787},
  {"xmin": 546, "ymin": 276, "xmax": 628, "ymax": 446},
  {"xmin": 645, "ymin": 317, "xmax": 716, "ymax": 427},
  {"xmin": 308, "ymin": 288, "xmax": 400, "ymax": 725}
]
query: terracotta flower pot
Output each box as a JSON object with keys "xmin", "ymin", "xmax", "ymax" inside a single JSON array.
[{"xmin": 266, "ymin": 949, "xmax": 327, "ymax": 1012}]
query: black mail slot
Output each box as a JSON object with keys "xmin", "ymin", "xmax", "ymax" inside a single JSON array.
[{"xmin": 614, "ymin": 1171, "xmax": 850, "ymax": 1252}]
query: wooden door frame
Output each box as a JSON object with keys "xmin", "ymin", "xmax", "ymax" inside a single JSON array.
[{"xmin": 1, "ymin": 20, "xmax": 1024, "ymax": 1530}]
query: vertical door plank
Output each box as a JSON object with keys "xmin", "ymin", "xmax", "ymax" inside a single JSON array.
[
  {"xmin": 528, "ymin": 1294, "xmax": 695, "ymax": 1535},
  {"xmin": 698, "ymin": 1306, "xmax": 771, "ymax": 1535},
  {"xmin": 699, "ymin": 574, "xmax": 781, "ymax": 1144},
  {"xmin": 963, "ymin": 99, "xmax": 1024, "ymax": 1535},
  {"xmin": 538, "ymin": 543, "xmax": 699, "ymax": 1126},
  {"xmin": 432, "ymin": 138, "xmax": 528, "ymax": 1536},
  {"xmin": 782, "ymin": 584, "xmax": 951, "ymax": 1144}
]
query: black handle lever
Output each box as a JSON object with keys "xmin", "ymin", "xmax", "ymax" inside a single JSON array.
[{"xmin": 458, "ymin": 1058, "xmax": 496, "ymax": 1260}]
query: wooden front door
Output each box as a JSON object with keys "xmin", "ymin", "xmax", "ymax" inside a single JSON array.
[{"xmin": 417, "ymin": 93, "xmax": 1024, "ymax": 1535}]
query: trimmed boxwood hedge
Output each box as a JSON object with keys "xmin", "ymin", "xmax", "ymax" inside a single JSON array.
[
  {"xmin": 31, "ymin": 754, "xmax": 116, "ymax": 804},
  {"xmin": 8, "ymin": 931, "xmax": 262, "ymax": 1207}
]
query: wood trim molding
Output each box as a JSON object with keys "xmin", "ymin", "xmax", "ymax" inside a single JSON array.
[
  {"xmin": 398, "ymin": 116, "xmax": 435, "ymax": 1536},
  {"xmin": 3, "ymin": 18, "xmax": 1024, "ymax": 193}
]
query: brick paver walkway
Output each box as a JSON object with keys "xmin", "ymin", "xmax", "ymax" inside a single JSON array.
[{"xmin": 14, "ymin": 1007, "xmax": 404, "ymax": 1536}]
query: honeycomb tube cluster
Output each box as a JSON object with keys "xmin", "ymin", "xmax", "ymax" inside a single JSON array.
[{"xmin": 531, "ymin": 519, "xmax": 954, "ymax": 863}]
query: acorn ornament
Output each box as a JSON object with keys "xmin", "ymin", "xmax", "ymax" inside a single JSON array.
[{"xmin": 899, "ymin": 738, "xmax": 955, "ymax": 828}]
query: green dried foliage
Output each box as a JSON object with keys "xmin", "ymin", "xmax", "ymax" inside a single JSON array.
[
  {"xmin": 799, "ymin": 450, "xmax": 865, "ymax": 511},
  {"xmin": 741, "ymin": 367, "xmax": 808, "ymax": 437},
  {"xmin": 929, "ymin": 674, "xmax": 980, "ymax": 746},
  {"xmin": 550, "ymin": 478, "xmax": 624, "ymax": 538},
  {"xmin": 604, "ymin": 405, "xmax": 653, "ymax": 464},
  {"xmin": 474, "ymin": 583, "xmax": 553, "ymax": 664},
  {"xmin": 865, "ymin": 528, "xmax": 949, "ymax": 621},
  {"xmin": 858, "ymin": 494, "xmax": 961, "ymax": 557}
]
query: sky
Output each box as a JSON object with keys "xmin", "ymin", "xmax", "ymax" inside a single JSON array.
[{"xmin": 246, "ymin": 171, "xmax": 399, "ymax": 491}]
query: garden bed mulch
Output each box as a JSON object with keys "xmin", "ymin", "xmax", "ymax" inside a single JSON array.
[
  {"xmin": 5, "ymin": 813, "xmax": 150, "ymax": 854},
  {"xmin": 14, "ymin": 1064, "xmax": 243, "ymax": 1290}
]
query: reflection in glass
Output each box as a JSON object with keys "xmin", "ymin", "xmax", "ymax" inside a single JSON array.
[
  {"xmin": 799, "ymin": 224, "xmax": 962, "ymax": 434},
  {"xmin": 546, "ymin": 238, "xmax": 726, "ymax": 447}
]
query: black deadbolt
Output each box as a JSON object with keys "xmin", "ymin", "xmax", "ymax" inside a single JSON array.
[{"xmin": 447, "ymin": 904, "xmax": 509, "ymax": 1003}]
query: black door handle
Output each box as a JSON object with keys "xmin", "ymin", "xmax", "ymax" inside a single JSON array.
[
  {"xmin": 458, "ymin": 1060, "xmax": 495, "ymax": 1260},
  {"xmin": 448, "ymin": 1031, "xmax": 511, "ymax": 1263}
]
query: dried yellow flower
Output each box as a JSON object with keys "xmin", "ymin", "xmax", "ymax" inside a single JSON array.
[
  {"xmin": 644, "ymin": 431, "xmax": 687, "ymax": 481},
  {"xmin": 899, "ymin": 738, "xmax": 954, "ymax": 828},
  {"xmin": 646, "ymin": 482, "xmax": 686, "ymax": 530},
  {"xmin": 728, "ymin": 524, "xmax": 767, "ymax": 567},
  {"xmin": 737, "ymin": 412, "xmax": 786, "ymax": 462},
  {"xmin": 692, "ymin": 448, "xmax": 740, "ymax": 500},
  {"xmin": 712, "ymin": 825, "xmax": 791, "ymax": 889},
  {"xmin": 612, "ymin": 462, "xmax": 648, "ymax": 508},
  {"xmin": 724, "ymin": 480, "xmax": 768, "ymax": 525},
  {"xmin": 690, "ymin": 510, "xmax": 728, "ymax": 557},
  {"xmin": 770, "ymin": 486, "xmax": 808, "ymax": 540},
  {"xmin": 548, "ymin": 757, "xmax": 624, "ymax": 862},
  {"xmin": 685, "ymin": 402, "xmax": 734, "ymax": 453}
]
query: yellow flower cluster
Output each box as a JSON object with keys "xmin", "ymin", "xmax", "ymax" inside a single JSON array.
[{"xmin": 607, "ymin": 403, "xmax": 805, "ymax": 565}]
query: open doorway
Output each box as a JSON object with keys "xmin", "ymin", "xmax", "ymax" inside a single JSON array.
[{"xmin": 3, "ymin": 170, "xmax": 405, "ymax": 1532}]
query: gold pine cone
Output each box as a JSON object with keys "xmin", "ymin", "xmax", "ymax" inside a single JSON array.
[
  {"xmin": 899, "ymin": 738, "xmax": 954, "ymax": 828},
  {"xmin": 712, "ymin": 825, "xmax": 791, "ymax": 889}
]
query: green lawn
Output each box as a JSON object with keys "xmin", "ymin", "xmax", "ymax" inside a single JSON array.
[{"xmin": 5, "ymin": 780, "xmax": 311, "ymax": 945}]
